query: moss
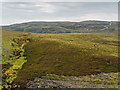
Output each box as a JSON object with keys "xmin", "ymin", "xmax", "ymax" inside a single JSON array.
[{"xmin": 2, "ymin": 32, "xmax": 30, "ymax": 89}]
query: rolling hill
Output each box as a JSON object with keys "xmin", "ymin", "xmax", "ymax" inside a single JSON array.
[
  {"xmin": 2, "ymin": 20, "xmax": 118, "ymax": 35},
  {"xmin": 2, "ymin": 30, "xmax": 119, "ymax": 88}
]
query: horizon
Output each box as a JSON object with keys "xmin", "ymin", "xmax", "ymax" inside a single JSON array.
[{"xmin": 1, "ymin": 19, "xmax": 118, "ymax": 26}]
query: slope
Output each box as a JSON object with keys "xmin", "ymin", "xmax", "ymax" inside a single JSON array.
[
  {"xmin": 2, "ymin": 20, "xmax": 118, "ymax": 35},
  {"xmin": 13, "ymin": 32, "xmax": 119, "ymax": 87}
]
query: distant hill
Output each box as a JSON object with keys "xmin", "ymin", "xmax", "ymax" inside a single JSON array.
[{"xmin": 2, "ymin": 20, "xmax": 118, "ymax": 35}]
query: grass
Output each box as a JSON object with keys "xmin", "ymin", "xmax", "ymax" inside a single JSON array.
[
  {"xmin": 2, "ymin": 30, "xmax": 119, "ymax": 88},
  {"xmin": 14, "ymin": 32, "xmax": 119, "ymax": 87}
]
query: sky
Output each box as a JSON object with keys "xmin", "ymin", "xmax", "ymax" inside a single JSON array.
[
  {"xmin": 0, "ymin": 1, "xmax": 118, "ymax": 25},
  {"xmin": 0, "ymin": 0, "xmax": 119, "ymax": 2}
]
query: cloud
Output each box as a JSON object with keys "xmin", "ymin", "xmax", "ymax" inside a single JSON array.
[
  {"xmin": 80, "ymin": 13, "xmax": 118, "ymax": 21},
  {"xmin": 2, "ymin": 2, "xmax": 57, "ymax": 13},
  {"xmin": 1, "ymin": 2, "xmax": 118, "ymax": 25},
  {"xmin": 34, "ymin": 3, "xmax": 57, "ymax": 13},
  {"xmin": 1, "ymin": 0, "xmax": 119, "ymax": 2}
]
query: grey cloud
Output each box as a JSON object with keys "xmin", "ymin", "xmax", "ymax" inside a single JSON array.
[
  {"xmin": 1, "ymin": 2, "xmax": 118, "ymax": 25},
  {"xmin": 1, "ymin": 0, "xmax": 119, "ymax": 2}
]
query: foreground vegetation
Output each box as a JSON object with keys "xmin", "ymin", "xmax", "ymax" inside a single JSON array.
[
  {"xmin": 27, "ymin": 73, "xmax": 119, "ymax": 88},
  {"xmin": 2, "ymin": 30, "xmax": 119, "ymax": 89},
  {"xmin": 2, "ymin": 30, "xmax": 30, "ymax": 89}
]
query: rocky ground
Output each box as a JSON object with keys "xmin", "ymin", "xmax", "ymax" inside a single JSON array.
[{"xmin": 27, "ymin": 73, "xmax": 119, "ymax": 88}]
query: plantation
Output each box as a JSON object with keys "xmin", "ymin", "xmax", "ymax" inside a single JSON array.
[{"xmin": 2, "ymin": 30, "xmax": 119, "ymax": 89}]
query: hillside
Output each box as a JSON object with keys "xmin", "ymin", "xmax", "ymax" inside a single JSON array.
[
  {"xmin": 2, "ymin": 20, "xmax": 118, "ymax": 35},
  {"xmin": 2, "ymin": 30, "xmax": 119, "ymax": 88}
]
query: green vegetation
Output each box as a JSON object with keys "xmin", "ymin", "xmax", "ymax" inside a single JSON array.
[
  {"xmin": 2, "ymin": 30, "xmax": 119, "ymax": 88},
  {"xmin": 15, "ymin": 32, "xmax": 118, "ymax": 87},
  {"xmin": 2, "ymin": 30, "xmax": 30, "ymax": 89},
  {"xmin": 2, "ymin": 20, "xmax": 118, "ymax": 35}
]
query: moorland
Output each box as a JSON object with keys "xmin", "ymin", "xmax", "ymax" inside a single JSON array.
[{"xmin": 1, "ymin": 20, "xmax": 119, "ymax": 89}]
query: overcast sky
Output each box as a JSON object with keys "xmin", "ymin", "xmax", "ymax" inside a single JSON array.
[
  {"xmin": 1, "ymin": 2, "xmax": 118, "ymax": 25},
  {"xmin": 0, "ymin": 0, "xmax": 119, "ymax": 2}
]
